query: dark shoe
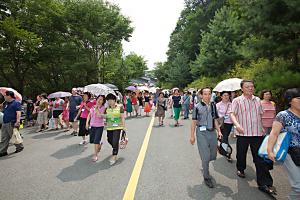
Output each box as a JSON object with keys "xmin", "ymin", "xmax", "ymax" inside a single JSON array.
[
  {"xmin": 15, "ymin": 147, "xmax": 24, "ymax": 153},
  {"xmin": 204, "ymin": 178, "xmax": 214, "ymax": 188},
  {"xmin": 237, "ymin": 170, "xmax": 245, "ymax": 178},
  {"xmin": 258, "ymin": 185, "xmax": 277, "ymax": 195},
  {"xmin": 0, "ymin": 152, "xmax": 8, "ymax": 157}
]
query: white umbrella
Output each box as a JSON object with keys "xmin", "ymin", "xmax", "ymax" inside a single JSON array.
[
  {"xmin": 137, "ymin": 86, "xmax": 149, "ymax": 91},
  {"xmin": 149, "ymin": 87, "xmax": 157, "ymax": 93},
  {"xmin": 84, "ymin": 84, "xmax": 115, "ymax": 96},
  {"xmin": 213, "ymin": 78, "xmax": 243, "ymax": 92},
  {"xmin": 48, "ymin": 91, "xmax": 71, "ymax": 99},
  {"xmin": 162, "ymin": 89, "xmax": 169, "ymax": 93}
]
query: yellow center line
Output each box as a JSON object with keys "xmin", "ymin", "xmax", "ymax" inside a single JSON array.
[{"xmin": 123, "ymin": 114, "xmax": 155, "ymax": 200}]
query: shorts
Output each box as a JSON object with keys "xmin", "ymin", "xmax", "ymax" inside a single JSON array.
[
  {"xmin": 89, "ymin": 126, "xmax": 104, "ymax": 144},
  {"xmin": 78, "ymin": 117, "xmax": 89, "ymax": 136},
  {"xmin": 69, "ymin": 110, "xmax": 78, "ymax": 122},
  {"xmin": 53, "ymin": 110, "xmax": 63, "ymax": 118}
]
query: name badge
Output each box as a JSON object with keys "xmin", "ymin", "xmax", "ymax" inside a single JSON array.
[
  {"xmin": 112, "ymin": 123, "xmax": 119, "ymax": 127},
  {"xmin": 224, "ymin": 114, "xmax": 229, "ymax": 119},
  {"xmin": 82, "ymin": 109, "xmax": 85, "ymax": 112},
  {"xmin": 199, "ymin": 126, "xmax": 207, "ymax": 131}
]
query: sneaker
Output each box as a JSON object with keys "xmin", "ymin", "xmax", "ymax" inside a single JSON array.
[
  {"xmin": 79, "ymin": 140, "xmax": 87, "ymax": 145},
  {"xmin": 237, "ymin": 170, "xmax": 245, "ymax": 178},
  {"xmin": 15, "ymin": 147, "xmax": 24, "ymax": 153},
  {"xmin": 204, "ymin": 178, "xmax": 214, "ymax": 188},
  {"xmin": 109, "ymin": 156, "xmax": 117, "ymax": 166}
]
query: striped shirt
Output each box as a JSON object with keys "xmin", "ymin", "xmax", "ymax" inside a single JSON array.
[{"xmin": 230, "ymin": 94, "xmax": 264, "ymax": 137}]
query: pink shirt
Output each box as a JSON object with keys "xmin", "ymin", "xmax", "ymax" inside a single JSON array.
[
  {"xmin": 231, "ymin": 95, "xmax": 264, "ymax": 137},
  {"xmin": 89, "ymin": 106, "xmax": 105, "ymax": 127},
  {"xmin": 216, "ymin": 101, "xmax": 233, "ymax": 124},
  {"xmin": 261, "ymin": 101, "xmax": 276, "ymax": 128},
  {"xmin": 80, "ymin": 101, "xmax": 95, "ymax": 119}
]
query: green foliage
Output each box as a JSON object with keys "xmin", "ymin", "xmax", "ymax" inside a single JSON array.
[{"xmin": 0, "ymin": 0, "xmax": 148, "ymax": 97}]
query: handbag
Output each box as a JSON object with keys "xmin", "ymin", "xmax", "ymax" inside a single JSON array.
[
  {"xmin": 288, "ymin": 147, "xmax": 300, "ymax": 166},
  {"xmin": 119, "ymin": 130, "xmax": 128, "ymax": 149},
  {"xmin": 258, "ymin": 132, "xmax": 290, "ymax": 162},
  {"xmin": 12, "ymin": 128, "xmax": 23, "ymax": 144}
]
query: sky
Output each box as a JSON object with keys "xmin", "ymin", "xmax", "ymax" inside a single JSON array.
[{"xmin": 108, "ymin": 0, "xmax": 185, "ymax": 70}]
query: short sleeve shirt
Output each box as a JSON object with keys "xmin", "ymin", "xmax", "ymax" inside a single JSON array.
[
  {"xmin": 275, "ymin": 110, "xmax": 300, "ymax": 148},
  {"xmin": 192, "ymin": 102, "xmax": 214, "ymax": 129},
  {"xmin": 80, "ymin": 101, "xmax": 95, "ymax": 119},
  {"xmin": 69, "ymin": 95, "xmax": 83, "ymax": 111},
  {"xmin": 3, "ymin": 100, "xmax": 21, "ymax": 123},
  {"xmin": 230, "ymin": 95, "xmax": 264, "ymax": 136},
  {"xmin": 172, "ymin": 96, "xmax": 182, "ymax": 108},
  {"xmin": 53, "ymin": 99, "xmax": 65, "ymax": 111}
]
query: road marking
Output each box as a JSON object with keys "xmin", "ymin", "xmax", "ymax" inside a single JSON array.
[{"xmin": 123, "ymin": 114, "xmax": 155, "ymax": 200}]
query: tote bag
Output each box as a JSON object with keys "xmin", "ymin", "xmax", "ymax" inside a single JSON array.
[{"xmin": 258, "ymin": 132, "xmax": 290, "ymax": 162}]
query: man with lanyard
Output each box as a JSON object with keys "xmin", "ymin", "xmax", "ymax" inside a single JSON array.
[
  {"xmin": 230, "ymin": 80, "xmax": 275, "ymax": 195},
  {"xmin": 190, "ymin": 87, "xmax": 222, "ymax": 188},
  {"xmin": 0, "ymin": 91, "xmax": 24, "ymax": 157},
  {"xmin": 69, "ymin": 88, "xmax": 82, "ymax": 136}
]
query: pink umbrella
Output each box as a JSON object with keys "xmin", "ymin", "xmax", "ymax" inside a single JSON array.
[
  {"xmin": 126, "ymin": 86, "xmax": 137, "ymax": 91},
  {"xmin": 0, "ymin": 87, "xmax": 22, "ymax": 101}
]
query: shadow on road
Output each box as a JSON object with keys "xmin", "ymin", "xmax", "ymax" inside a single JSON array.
[
  {"xmin": 51, "ymin": 144, "xmax": 87, "ymax": 159},
  {"xmin": 32, "ymin": 131, "xmax": 62, "ymax": 139},
  {"xmin": 54, "ymin": 134, "xmax": 73, "ymax": 140},
  {"xmin": 187, "ymin": 182, "xmax": 234, "ymax": 200},
  {"xmin": 57, "ymin": 156, "xmax": 124, "ymax": 182}
]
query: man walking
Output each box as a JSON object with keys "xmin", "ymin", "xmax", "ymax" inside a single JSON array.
[
  {"xmin": 190, "ymin": 87, "xmax": 222, "ymax": 188},
  {"xmin": 69, "ymin": 88, "xmax": 82, "ymax": 136},
  {"xmin": 0, "ymin": 91, "xmax": 24, "ymax": 157},
  {"xmin": 230, "ymin": 80, "xmax": 275, "ymax": 195}
]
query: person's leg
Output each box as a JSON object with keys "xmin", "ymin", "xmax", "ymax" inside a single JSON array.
[
  {"xmin": 0, "ymin": 123, "xmax": 13, "ymax": 154},
  {"xmin": 221, "ymin": 123, "xmax": 233, "ymax": 144},
  {"xmin": 111, "ymin": 130, "xmax": 121, "ymax": 156},
  {"xmin": 236, "ymin": 136, "xmax": 249, "ymax": 174},
  {"xmin": 196, "ymin": 130, "xmax": 211, "ymax": 179},
  {"xmin": 208, "ymin": 130, "xmax": 218, "ymax": 161},
  {"xmin": 107, "ymin": 130, "xmax": 113, "ymax": 146},
  {"xmin": 250, "ymin": 137, "xmax": 273, "ymax": 187},
  {"xmin": 283, "ymin": 154, "xmax": 300, "ymax": 200}
]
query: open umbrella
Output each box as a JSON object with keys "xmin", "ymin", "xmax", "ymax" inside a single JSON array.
[
  {"xmin": 84, "ymin": 84, "xmax": 115, "ymax": 96},
  {"xmin": 172, "ymin": 87, "xmax": 179, "ymax": 92},
  {"xmin": 137, "ymin": 86, "xmax": 149, "ymax": 91},
  {"xmin": 0, "ymin": 87, "xmax": 22, "ymax": 101},
  {"xmin": 48, "ymin": 91, "xmax": 71, "ymax": 99},
  {"xmin": 213, "ymin": 78, "xmax": 242, "ymax": 92},
  {"xmin": 103, "ymin": 83, "xmax": 119, "ymax": 91},
  {"xmin": 126, "ymin": 86, "xmax": 137, "ymax": 91}
]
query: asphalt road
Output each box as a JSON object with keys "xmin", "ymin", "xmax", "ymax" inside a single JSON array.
[{"xmin": 0, "ymin": 110, "xmax": 291, "ymax": 200}]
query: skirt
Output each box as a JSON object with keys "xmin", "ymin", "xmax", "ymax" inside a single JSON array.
[
  {"xmin": 173, "ymin": 107, "xmax": 181, "ymax": 120},
  {"xmin": 144, "ymin": 102, "xmax": 151, "ymax": 113},
  {"xmin": 78, "ymin": 117, "xmax": 89, "ymax": 136}
]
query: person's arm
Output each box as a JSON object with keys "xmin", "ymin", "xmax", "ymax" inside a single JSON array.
[
  {"xmin": 267, "ymin": 121, "xmax": 283, "ymax": 162},
  {"xmin": 230, "ymin": 113, "xmax": 244, "ymax": 134},
  {"xmin": 214, "ymin": 119, "xmax": 222, "ymax": 139},
  {"xmin": 15, "ymin": 111, "xmax": 21, "ymax": 127},
  {"xmin": 190, "ymin": 120, "xmax": 197, "ymax": 145},
  {"xmin": 85, "ymin": 113, "xmax": 91, "ymax": 130},
  {"xmin": 121, "ymin": 106, "xmax": 125, "ymax": 129},
  {"xmin": 74, "ymin": 105, "xmax": 82, "ymax": 121}
]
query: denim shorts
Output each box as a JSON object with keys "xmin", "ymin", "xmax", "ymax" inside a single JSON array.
[{"xmin": 89, "ymin": 127, "xmax": 104, "ymax": 144}]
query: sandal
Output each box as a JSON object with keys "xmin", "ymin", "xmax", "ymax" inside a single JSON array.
[{"xmin": 237, "ymin": 170, "xmax": 245, "ymax": 178}]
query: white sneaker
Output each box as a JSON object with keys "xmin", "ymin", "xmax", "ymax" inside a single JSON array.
[
  {"xmin": 79, "ymin": 140, "xmax": 87, "ymax": 145},
  {"xmin": 109, "ymin": 157, "xmax": 117, "ymax": 166}
]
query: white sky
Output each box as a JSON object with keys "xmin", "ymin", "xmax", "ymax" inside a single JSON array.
[{"xmin": 108, "ymin": 0, "xmax": 185, "ymax": 69}]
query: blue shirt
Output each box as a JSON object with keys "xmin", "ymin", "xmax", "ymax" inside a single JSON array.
[
  {"xmin": 275, "ymin": 110, "xmax": 300, "ymax": 148},
  {"xmin": 69, "ymin": 95, "xmax": 82, "ymax": 111},
  {"xmin": 3, "ymin": 100, "xmax": 21, "ymax": 123}
]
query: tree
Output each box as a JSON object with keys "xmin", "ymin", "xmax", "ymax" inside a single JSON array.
[{"xmin": 124, "ymin": 52, "xmax": 148, "ymax": 79}]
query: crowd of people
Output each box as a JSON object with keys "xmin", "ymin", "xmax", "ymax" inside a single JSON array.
[{"xmin": 0, "ymin": 81, "xmax": 299, "ymax": 199}]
